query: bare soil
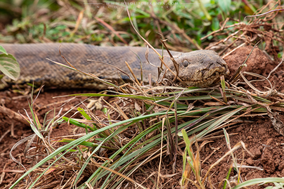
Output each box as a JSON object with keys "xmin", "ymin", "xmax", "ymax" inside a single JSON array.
[{"xmin": 1, "ymin": 46, "xmax": 284, "ymax": 188}]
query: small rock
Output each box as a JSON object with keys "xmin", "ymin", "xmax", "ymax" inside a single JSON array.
[
  {"xmin": 266, "ymin": 138, "xmax": 273, "ymax": 145},
  {"xmin": 251, "ymin": 146, "xmax": 262, "ymax": 159},
  {"xmin": 258, "ymin": 128, "xmax": 266, "ymax": 135},
  {"xmin": 236, "ymin": 126, "xmax": 243, "ymax": 132},
  {"xmin": 261, "ymin": 148, "xmax": 275, "ymax": 173},
  {"xmin": 278, "ymin": 160, "xmax": 284, "ymax": 170},
  {"xmin": 246, "ymin": 157, "xmax": 254, "ymax": 165},
  {"xmin": 281, "ymin": 169, "xmax": 284, "ymax": 176}
]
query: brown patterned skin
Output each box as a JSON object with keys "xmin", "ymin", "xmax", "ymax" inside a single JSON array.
[{"xmin": 0, "ymin": 43, "xmax": 229, "ymax": 89}]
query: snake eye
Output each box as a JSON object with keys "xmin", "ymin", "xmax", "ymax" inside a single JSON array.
[{"xmin": 181, "ymin": 60, "xmax": 190, "ymax": 67}]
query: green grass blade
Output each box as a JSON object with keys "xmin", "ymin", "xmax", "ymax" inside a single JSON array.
[
  {"xmin": 62, "ymin": 117, "xmax": 95, "ymax": 131},
  {"xmin": 232, "ymin": 177, "xmax": 284, "ymax": 189},
  {"xmin": 10, "ymin": 111, "xmax": 181, "ymax": 188}
]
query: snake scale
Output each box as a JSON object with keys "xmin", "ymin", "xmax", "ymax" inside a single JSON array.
[{"xmin": 0, "ymin": 43, "xmax": 229, "ymax": 89}]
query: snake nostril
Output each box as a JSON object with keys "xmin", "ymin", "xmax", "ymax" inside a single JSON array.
[{"xmin": 181, "ymin": 60, "xmax": 190, "ymax": 67}]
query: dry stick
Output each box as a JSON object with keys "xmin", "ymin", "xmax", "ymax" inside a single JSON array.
[
  {"xmin": 60, "ymin": 173, "xmax": 76, "ymax": 189},
  {"xmin": 202, "ymin": 146, "xmax": 220, "ymax": 165},
  {"xmin": 221, "ymin": 18, "xmax": 230, "ymax": 30},
  {"xmin": 201, "ymin": 141, "xmax": 253, "ymax": 185},
  {"xmin": 148, "ymin": 10, "xmax": 202, "ymax": 50},
  {"xmin": 149, "ymin": 4, "xmax": 165, "ymax": 41},
  {"xmin": 124, "ymin": 61, "xmax": 141, "ymax": 86},
  {"xmin": 222, "ymin": 43, "xmax": 245, "ymax": 59},
  {"xmin": 244, "ymin": 88, "xmax": 284, "ymax": 135},
  {"xmin": 229, "ymin": 41, "xmax": 260, "ymax": 84},
  {"xmin": 71, "ymin": 10, "xmax": 84, "ymax": 37},
  {"xmin": 218, "ymin": 31, "xmax": 247, "ymax": 56},
  {"xmin": 0, "ymin": 129, "xmax": 10, "ymax": 143},
  {"xmin": 119, "ymin": 83, "xmax": 138, "ymax": 93},
  {"xmin": 240, "ymin": 72, "xmax": 276, "ymax": 97},
  {"xmin": 201, "ymin": 22, "xmax": 243, "ymax": 40},
  {"xmin": 131, "ymin": 133, "xmax": 237, "ymax": 171},
  {"xmin": 256, "ymin": 0, "xmax": 276, "ymax": 14},
  {"xmin": 157, "ymin": 18, "xmax": 202, "ymax": 50},
  {"xmin": 205, "ymin": 30, "xmax": 240, "ymax": 50},
  {"xmin": 160, "ymin": 40, "xmax": 179, "ymax": 82},
  {"xmin": 95, "ymin": 17, "xmax": 128, "ymax": 45},
  {"xmin": 125, "ymin": 5, "xmax": 182, "ymax": 82},
  {"xmin": 36, "ymin": 97, "xmax": 76, "ymax": 111},
  {"xmin": 0, "ymin": 106, "xmax": 29, "ymax": 126},
  {"xmin": 210, "ymin": 95, "xmax": 227, "ymax": 105},
  {"xmin": 245, "ymin": 9, "xmax": 284, "ymax": 19},
  {"xmin": 125, "ymin": 6, "xmax": 160, "ymax": 58},
  {"xmin": 114, "ymin": 102, "xmax": 129, "ymax": 120},
  {"xmin": 267, "ymin": 57, "xmax": 284, "ymax": 79},
  {"xmin": 242, "ymin": 28, "xmax": 283, "ymax": 44},
  {"xmin": 224, "ymin": 128, "xmax": 242, "ymax": 183}
]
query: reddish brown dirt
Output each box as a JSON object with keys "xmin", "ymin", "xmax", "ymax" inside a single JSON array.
[
  {"xmin": 224, "ymin": 46, "xmax": 284, "ymax": 93},
  {"xmin": 1, "ymin": 45, "xmax": 284, "ymax": 188},
  {"xmin": 0, "ymin": 89, "xmax": 92, "ymax": 188}
]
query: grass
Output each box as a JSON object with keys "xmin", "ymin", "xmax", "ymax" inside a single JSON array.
[
  {"xmin": 10, "ymin": 76, "xmax": 284, "ymax": 188},
  {"xmin": 2, "ymin": 0, "xmax": 284, "ymax": 188},
  {"xmin": 181, "ymin": 126, "xmax": 284, "ymax": 189},
  {"xmin": 0, "ymin": 0, "xmax": 259, "ymax": 49}
]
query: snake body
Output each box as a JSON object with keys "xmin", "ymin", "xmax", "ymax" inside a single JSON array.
[{"xmin": 0, "ymin": 43, "xmax": 229, "ymax": 89}]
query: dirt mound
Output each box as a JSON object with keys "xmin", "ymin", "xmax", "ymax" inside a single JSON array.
[
  {"xmin": 224, "ymin": 46, "xmax": 284, "ymax": 92},
  {"xmin": 224, "ymin": 46, "xmax": 275, "ymax": 76}
]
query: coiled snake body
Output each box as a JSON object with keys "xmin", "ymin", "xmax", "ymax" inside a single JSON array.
[{"xmin": 1, "ymin": 43, "xmax": 229, "ymax": 89}]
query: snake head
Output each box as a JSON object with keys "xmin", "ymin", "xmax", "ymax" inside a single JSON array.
[{"xmin": 166, "ymin": 50, "xmax": 229, "ymax": 87}]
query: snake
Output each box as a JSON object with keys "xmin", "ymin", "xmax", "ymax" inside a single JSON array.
[{"xmin": 0, "ymin": 43, "xmax": 229, "ymax": 89}]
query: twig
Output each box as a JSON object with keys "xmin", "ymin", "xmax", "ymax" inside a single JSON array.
[
  {"xmin": 149, "ymin": 11, "xmax": 202, "ymax": 50},
  {"xmin": 0, "ymin": 106, "xmax": 29, "ymax": 126},
  {"xmin": 201, "ymin": 23, "xmax": 243, "ymax": 40},
  {"xmin": 95, "ymin": 17, "xmax": 128, "ymax": 45},
  {"xmin": 160, "ymin": 40, "xmax": 179, "ymax": 82},
  {"xmin": 205, "ymin": 30, "xmax": 241, "ymax": 50},
  {"xmin": 0, "ymin": 129, "xmax": 10, "ymax": 143},
  {"xmin": 229, "ymin": 42, "xmax": 260, "ymax": 84},
  {"xmin": 267, "ymin": 57, "xmax": 284, "ymax": 79},
  {"xmin": 218, "ymin": 31, "xmax": 247, "ymax": 56},
  {"xmin": 222, "ymin": 43, "xmax": 245, "ymax": 59},
  {"xmin": 245, "ymin": 9, "xmax": 284, "ymax": 19},
  {"xmin": 125, "ymin": 4, "xmax": 182, "ymax": 82}
]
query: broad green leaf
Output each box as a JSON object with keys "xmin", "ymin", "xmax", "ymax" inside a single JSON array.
[
  {"xmin": 0, "ymin": 54, "xmax": 20, "ymax": 80},
  {"xmin": 211, "ymin": 17, "xmax": 220, "ymax": 31},
  {"xmin": 217, "ymin": 0, "xmax": 231, "ymax": 14},
  {"xmin": 0, "ymin": 46, "xmax": 8, "ymax": 55}
]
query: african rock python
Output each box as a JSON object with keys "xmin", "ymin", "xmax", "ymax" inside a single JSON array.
[{"xmin": 0, "ymin": 43, "xmax": 229, "ymax": 89}]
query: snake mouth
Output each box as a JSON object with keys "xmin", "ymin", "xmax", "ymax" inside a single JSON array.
[
  {"xmin": 181, "ymin": 67, "xmax": 229, "ymax": 87},
  {"xmin": 207, "ymin": 68, "xmax": 227, "ymax": 79},
  {"xmin": 205, "ymin": 64, "xmax": 229, "ymax": 79}
]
